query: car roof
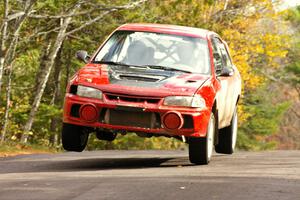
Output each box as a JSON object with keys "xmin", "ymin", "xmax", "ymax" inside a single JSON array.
[{"xmin": 117, "ymin": 23, "xmax": 215, "ymax": 39}]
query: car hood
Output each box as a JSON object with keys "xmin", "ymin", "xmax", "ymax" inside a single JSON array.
[{"xmin": 74, "ymin": 64, "xmax": 210, "ymax": 97}]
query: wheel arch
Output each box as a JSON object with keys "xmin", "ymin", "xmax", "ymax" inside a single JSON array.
[
  {"xmin": 236, "ymin": 95, "xmax": 240, "ymax": 105},
  {"xmin": 212, "ymin": 100, "xmax": 219, "ymax": 145}
]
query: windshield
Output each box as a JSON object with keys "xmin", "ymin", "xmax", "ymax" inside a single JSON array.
[{"xmin": 93, "ymin": 31, "xmax": 210, "ymax": 74}]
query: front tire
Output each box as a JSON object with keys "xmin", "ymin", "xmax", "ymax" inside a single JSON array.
[
  {"xmin": 215, "ymin": 107, "xmax": 238, "ymax": 154},
  {"xmin": 62, "ymin": 123, "xmax": 89, "ymax": 152},
  {"xmin": 189, "ymin": 113, "xmax": 215, "ymax": 165}
]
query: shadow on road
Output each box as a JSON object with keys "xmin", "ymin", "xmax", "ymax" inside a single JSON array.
[{"xmin": 0, "ymin": 156, "xmax": 193, "ymax": 174}]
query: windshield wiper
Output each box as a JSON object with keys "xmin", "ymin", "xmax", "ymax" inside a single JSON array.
[
  {"xmin": 95, "ymin": 61, "xmax": 191, "ymax": 73},
  {"xmin": 95, "ymin": 61, "xmax": 130, "ymax": 66},
  {"xmin": 95, "ymin": 61, "xmax": 147, "ymax": 69},
  {"xmin": 143, "ymin": 65, "xmax": 192, "ymax": 73}
]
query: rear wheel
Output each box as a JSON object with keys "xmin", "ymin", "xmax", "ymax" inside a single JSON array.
[
  {"xmin": 62, "ymin": 123, "xmax": 89, "ymax": 152},
  {"xmin": 215, "ymin": 107, "xmax": 238, "ymax": 154},
  {"xmin": 189, "ymin": 113, "xmax": 215, "ymax": 165}
]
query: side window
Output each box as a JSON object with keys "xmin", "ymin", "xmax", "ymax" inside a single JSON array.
[
  {"xmin": 219, "ymin": 43, "xmax": 232, "ymax": 68},
  {"xmin": 211, "ymin": 37, "xmax": 224, "ymax": 73},
  {"xmin": 95, "ymin": 32, "xmax": 127, "ymax": 62},
  {"xmin": 212, "ymin": 37, "xmax": 232, "ymax": 73}
]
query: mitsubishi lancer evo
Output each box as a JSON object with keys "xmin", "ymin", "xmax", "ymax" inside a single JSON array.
[{"xmin": 62, "ymin": 23, "xmax": 241, "ymax": 165}]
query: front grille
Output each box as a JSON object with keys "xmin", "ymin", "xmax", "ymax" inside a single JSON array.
[
  {"xmin": 101, "ymin": 108, "xmax": 161, "ymax": 129},
  {"xmin": 105, "ymin": 93, "xmax": 161, "ymax": 104}
]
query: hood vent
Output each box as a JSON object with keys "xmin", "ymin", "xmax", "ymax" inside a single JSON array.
[
  {"xmin": 105, "ymin": 93, "xmax": 161, "ymax": 104},
  {"xmin": 118, "ymin": 74, "xmax": 165, "ymax": 82}
]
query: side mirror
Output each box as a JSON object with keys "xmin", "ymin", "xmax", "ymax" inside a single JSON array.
[
  {"xmin": 76, "ymin": 50, "xmax": 91, "ymax": 63},
  {"xmin": 218, "ymin": 67, "xmax": 234, "ymax": 77}
]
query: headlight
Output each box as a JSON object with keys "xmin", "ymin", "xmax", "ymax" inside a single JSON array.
[
  {"xmin": 77, "ymin": 85, "xmax": 102, "ymax": 99},
  {"xmin": 163, "ymin": 95, "xmax": 206, "ymax": 108}
]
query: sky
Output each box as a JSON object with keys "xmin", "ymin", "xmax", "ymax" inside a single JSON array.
[{"xmin": 279, "ymin": 0, "xmax": 300, "ymax": 10}]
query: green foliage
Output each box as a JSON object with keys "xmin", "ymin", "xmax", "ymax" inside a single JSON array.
[
  {"xmin": 30, "ymin": 103, "xmax": 62, "ymax": 146},
  {"xmin": 13, "ymin": 49, "xmax": 40, "ymax": 91},
  {"xmin": 237, "ymin": 85, "xmax": 290, "ymax": 150},
  {"xmin": 286, "ymin": 62, "xmax": 300, "ymax": 87},
  {"xmin": 87, "ymin": 133, "xmax": 186, "ymax": 150},
  {"xmin": 285, "ymin": 6, "xmax": 300, "ymax": 92},
  {"xmin": 286, "ymin": 5, "xmax": 300, "ymax": 22}
]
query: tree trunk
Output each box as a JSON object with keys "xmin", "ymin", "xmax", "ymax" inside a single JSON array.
[
  {"xmin": 21, "ymin": 4, "xmax": 81, "ymax": 143},
  {"xmin": 0, "ymin": 35, "xmax": 18, "ymax": 143},
  {"xmin": 49, "ymin": 45, "xmax": 63, "ymax": 147},
  {"xmin": 0, "ymin": 71, "xmax": 11, "ymax": 143},
  {"xmin": 65, "ymin": 47, "xmax": 72, "ymax": 90},
  {"xmin": 32, "ymin": 41, "xmax": 52, "ymax": 102},
  {"xmin": 1, "ymin": 57, "xmax": 13, "ymax": 143},
  {"xmin": 224, "ymin": 0, "xmax": 229, "ymax": 10},
  {"xmin": 0, "ymin": 0, "xmax": 9, "ymax": 96}
]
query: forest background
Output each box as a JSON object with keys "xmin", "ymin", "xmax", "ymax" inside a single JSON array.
[{"xmin": 0, "ymin": 0, "xmax": 299, "ymax": 154}]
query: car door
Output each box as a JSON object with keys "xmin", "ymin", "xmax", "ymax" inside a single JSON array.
[{"xmin": 211, "ymin": 37, "xmax": 236, "ymax": 128}]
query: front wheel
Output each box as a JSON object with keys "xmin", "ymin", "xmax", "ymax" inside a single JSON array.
[
  {"xmin": 215, "ymin": 107, "xmax": 238, "ymax": 154},
  {"xmin": 61, "ymin": 123, "xmax": 89, "ymax": 152},
  {"xmin": 189, "ymin": 113, "xmax": 215, "ymax": 165}
]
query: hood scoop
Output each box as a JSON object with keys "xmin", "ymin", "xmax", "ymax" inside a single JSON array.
[{"xmin": 118, "ymin": 74, "xmax": 166, "ymax": 82}]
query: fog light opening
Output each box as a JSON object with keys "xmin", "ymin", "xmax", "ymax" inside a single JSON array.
[
  {"xmin": 79, "ymin": 104, "xmax": 98, "ymax": 122},
  {"xmin": 162, "ymin": 111, "xmax": 184, "ymax": 130}
]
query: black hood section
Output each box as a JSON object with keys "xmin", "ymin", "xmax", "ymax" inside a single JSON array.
[{"xmin": 108, "ymin": 65, "xmax": 181, "ymax": 88}]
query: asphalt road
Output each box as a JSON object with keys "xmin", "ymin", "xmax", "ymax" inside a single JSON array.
[{"xmin": 0, "ymin": 150, "xmax": 299, "ymax": 200}]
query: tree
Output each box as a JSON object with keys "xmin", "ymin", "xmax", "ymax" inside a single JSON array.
[
  {"xmin": 0, "ymin": 0, "xmax": 36, "ymax": 95},
  {"xmin": 0, "ymin": 0, "xmax": 37, "ymax": 142},
  {"xmin": 21, "ymin": 0, "xmax": 149, "ymax": 143},
  {"xmin": 285, "ymin": 6, "xmax": 300, "ymax": 97}
]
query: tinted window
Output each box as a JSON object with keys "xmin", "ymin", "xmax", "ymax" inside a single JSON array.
[
  {"xmin": 212, "ymin": 37, "xmax": 232, "ymax": 72},
  {"xmin": 219, "ymin": 42, "xmax": 232, "ymax": 67},
  {"xmin": 211, "ymin": 38, "xmax": 224, "ymax": 72}
]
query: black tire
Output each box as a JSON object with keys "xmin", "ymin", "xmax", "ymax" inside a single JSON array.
[
  {"xmin": 215, "ymin": 107, "xmax": 238, "ymax": 154},
  {"xmin": 96, "ymin": 130, "xmax": 117, "ymax": 141},
  {"xmin": 62, "ymin": 123, "xmax": 89, "ymax": 152},
  {"xmin": 189, "ymin": 113, "xmax": 215, "ymax": 165}
]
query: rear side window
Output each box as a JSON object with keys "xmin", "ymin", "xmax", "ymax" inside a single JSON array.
[
  {"xmin": 219, "ymin": 42, "xmax": 232, "ymax": 67},
  {"xmin": 211, "ymin": 38, "xmax": 223, "ymax": 73},
  {"xmin": 211, "ymin": 37, "xmax": 232, "ymax": 72}
]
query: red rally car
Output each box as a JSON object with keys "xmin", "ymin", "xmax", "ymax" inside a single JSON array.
[{"xmin": 62, "ymin": 23, "xmax": 241, "ymax": 165}]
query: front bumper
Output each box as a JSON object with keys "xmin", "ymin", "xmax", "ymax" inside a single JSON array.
[{"xmin": 63, "ymin": 93, "xmax": 211, "ymax": 137}]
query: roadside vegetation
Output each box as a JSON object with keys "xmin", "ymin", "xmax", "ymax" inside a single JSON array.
[
  {"xmin": 0, "ymin": 141, "xmax": 56, "ymax": 157},
  {"xmin": 0, "ymin": 0, "xmax": 299, "ymax": 153}
]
